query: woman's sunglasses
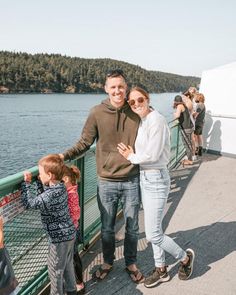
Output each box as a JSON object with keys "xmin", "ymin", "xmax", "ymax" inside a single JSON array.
[{"xmin": 128, "ymin": 97, "xmax": 146, "ymax": 106}]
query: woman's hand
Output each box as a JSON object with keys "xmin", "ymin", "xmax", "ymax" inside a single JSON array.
[{"xmin": 117, "ymin": 143, "xmax": 134, "ymax": 159}]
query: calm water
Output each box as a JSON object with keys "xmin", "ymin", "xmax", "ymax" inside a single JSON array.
[{"xmin": 0, "ymin": 93, "xmax": 177, "ymax": 179}]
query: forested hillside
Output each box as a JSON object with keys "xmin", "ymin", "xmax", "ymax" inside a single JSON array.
[{"xmin": 0, "ymin": 51, "xmax": 200, "ymax": 94}]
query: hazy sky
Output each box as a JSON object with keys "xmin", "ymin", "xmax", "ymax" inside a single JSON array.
[{"xmin": 1, "ymin": 0, "xmax": 236, "ymax": 77}]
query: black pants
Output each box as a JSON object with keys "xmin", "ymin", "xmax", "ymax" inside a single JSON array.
[{"xmin": 74, "ymin": 228, "xmax": 83, "ymax": 283}]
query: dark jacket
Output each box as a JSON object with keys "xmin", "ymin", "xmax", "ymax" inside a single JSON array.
[
  {"xmin": 195, "ymin": 103, "xmax": 206, "ymax": 126},
  {"xmin": 21, "ymin": 181, "xmax": 76, "ymax": 243},
  {"xmin": 63, "ymin": 98, "xmax": 140, "ymax": 181},
  {"xmin": 0, "ymin": 247, "xmax": 18, "ymax": 295}
]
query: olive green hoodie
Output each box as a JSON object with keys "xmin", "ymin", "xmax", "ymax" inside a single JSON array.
[{"xmin": 63, "ymin": 98, "xmax": 140, "ymax": 181}]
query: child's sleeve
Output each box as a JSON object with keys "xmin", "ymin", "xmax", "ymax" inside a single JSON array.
[
  {"xmin": 21, "ymin": 181, "xmax": 44, "ymax": 210},
  {"xmin": 35, "ymin": 179, "xmax": 44, "ymax": 195}
]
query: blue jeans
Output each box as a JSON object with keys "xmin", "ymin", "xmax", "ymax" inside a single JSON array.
[
  {"xmin": 181, "ymin": 128, "xmax": 194, "ymax": 161},
  {"xmin": 97, "ymin": 176, "xmax": 140, "ymax": 266},
  {"xmin": 47, "ymin": 239, "xmax": 77, "ymax": 295},
  {"xmin": 140, "ymin": 169, "xmax": 187, "ymax": 267},
  {"xmin": 10, "ymin": 288, "xmax": 20, "ymax": 295}
]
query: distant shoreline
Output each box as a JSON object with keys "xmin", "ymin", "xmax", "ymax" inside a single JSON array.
[
  {"xmin": 0, "ymin": 91, "xmax": 177, "ymax": 95},
  {"xmin": 0, "ymin": 51, "xmax": 200, "ymax": 95}
]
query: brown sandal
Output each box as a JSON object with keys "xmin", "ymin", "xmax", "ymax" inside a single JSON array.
[
  {"xmin": 125, "ymin": 267, "xmax": 145, "ymax": 284},
  {"xmin": 92, "ymin": 265, "xmax": 113, "ymax": 281}
]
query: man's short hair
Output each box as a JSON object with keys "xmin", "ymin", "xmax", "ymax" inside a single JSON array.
[{"xmin": 106, "ymin": 69, "xmax": 126, "ymax": 81}]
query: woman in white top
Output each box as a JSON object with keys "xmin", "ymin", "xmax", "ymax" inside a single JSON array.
[{"xmin": 117, "ymin": 87, "xmax": 195, "ymax": 289}]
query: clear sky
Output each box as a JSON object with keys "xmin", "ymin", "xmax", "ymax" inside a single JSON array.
[{"xmin": 1, "ymin": 0, "xmax": 236, "ymax": 77}]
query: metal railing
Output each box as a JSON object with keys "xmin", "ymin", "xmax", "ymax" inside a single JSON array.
[{"xmin": 0, "ymin": 121, "xmax": 185, "ymax": 295}]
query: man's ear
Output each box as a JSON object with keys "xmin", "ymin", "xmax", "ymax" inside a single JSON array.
[{"xmin": 104, "ymin": 84, "xmax": 108, "ymax": 94}]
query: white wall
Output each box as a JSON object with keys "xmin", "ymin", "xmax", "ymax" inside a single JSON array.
[
  {"xmin": 200, "ymin": 63, "xmax": 236, "ymax": 155},
  {"xmin": 203, "ymin": 114, "xmax": 236, "ymax": 155},
  {"xmin": 200, "ymin": 63, "xmax": 236, "ymax": 116}
]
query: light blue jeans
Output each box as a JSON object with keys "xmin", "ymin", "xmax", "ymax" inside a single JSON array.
[
  {"xmin": 140, "ymin": 169, "xmax": 187, "ymax": 267},
  {"xmin": 97, "ymin": 176, "xmax": 140, "ymax": 266}
]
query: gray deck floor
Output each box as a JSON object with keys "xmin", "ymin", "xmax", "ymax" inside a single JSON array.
[{"xmin": 81, "ymin": 153, "xmax": 236, "ymax": 295}]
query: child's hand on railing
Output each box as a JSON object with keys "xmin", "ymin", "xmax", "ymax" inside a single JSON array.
[
  {"xmin": 58, "ymin": 153, "xmax": 64, "ymax": 160},
  {"xmin": 23, "ymin": 171, "xmax": 32, "ymax": 183}
]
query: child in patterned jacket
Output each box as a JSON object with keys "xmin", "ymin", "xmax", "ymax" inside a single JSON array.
[
  {"xmin": 63, "ymin": 165, "xmax": 84, "ymax": 294},
  {"xmin": 21, "ymin": 154, "xmax": 77, "ymax": 295}
]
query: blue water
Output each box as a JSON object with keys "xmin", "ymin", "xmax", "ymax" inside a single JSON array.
[{"xmin": 0, "ymin": 93, "xmax": 177, "ymax": 178}]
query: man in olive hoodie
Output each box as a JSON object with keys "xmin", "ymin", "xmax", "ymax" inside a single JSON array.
[{"xmin": 60, "ymin": 70, "xmax": 143, "ymax": 283}]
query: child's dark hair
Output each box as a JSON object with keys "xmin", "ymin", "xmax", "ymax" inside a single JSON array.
[
  {"xmin": 38, "ymin": 154, "xmax": 65, "ymax": 181},
  {"xmin": 63, "ymin": 165, "xmax": 81, "ymax": 185}
]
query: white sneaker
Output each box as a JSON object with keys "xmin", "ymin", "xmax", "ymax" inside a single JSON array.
[{"xmin": 192, "ymin": 155, "xmax": 197, "ymax": 161}]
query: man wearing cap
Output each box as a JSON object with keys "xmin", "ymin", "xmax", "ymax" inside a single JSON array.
[{"xmin": 59, "ymin": 70, "xmax": 144, "ymax": 283}]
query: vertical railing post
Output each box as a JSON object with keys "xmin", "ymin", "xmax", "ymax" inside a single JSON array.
[
  {"xmin": 76, "ymin": 157, "xmax": 85, "ymax": 249},
  {"xmin": 175, "ymin": 124, "xmax": 180, "ymax": 165}
]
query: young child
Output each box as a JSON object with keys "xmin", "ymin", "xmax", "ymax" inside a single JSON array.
[
  {"xmin": 0, "ymin": 216, "xmax": 19, "ymax": 295},
  {"xmin": 21, "ymin": 154, "xmax": 77, "ymax": 295},
  {"xmin": 62, "ymin": 165, "xmax": 85, "ymax": 294}
]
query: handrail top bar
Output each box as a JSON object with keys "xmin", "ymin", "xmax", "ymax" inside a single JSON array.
[
  {"xmin": 168, "ymin": 118, "xmax": 177, "ymax": 124},
  {"xmin": 209, "ymin": 113, "xmax": 236, "ymax": 119},
  {"xmin": 0, "ymin": 146, "xmax": 96, "ymax": 189},
  {"xmin": 0, "ymin": 166, "xmax": 38, "ymax": 190}
]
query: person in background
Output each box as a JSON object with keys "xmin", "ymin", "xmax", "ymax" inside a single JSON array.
[
  {"xmin": 182, "ymin": 87, "xmax": 198, "ymax": 159},
  {"xmin": 184, "ymin": 87, "xmax": 197, "ymax": 97},
  {"xmin": 0, "ymin": 216, "xmax": 19, "ymax": 295},
  {"xmin": 193, "ymin": 93, "xmax": 206, "ymax": 156},
  {"xmin": 183, "ymin": 87, "xmax": 197, "ymax": 116},
  {"xmin": 62, "ymin": 165, "xmax": 84, "ymax": 294},
  {"xmin": 59, "ymin": 70, "xmax": 143, "ymax": 283},
  {"xmin": 117, "ymin": 87, "xmax": 195, "ymax": 289},
  {"xmin": 173, "ymin": 95, "xmax": 194, "ymax": 166},
  {"xmin": 21, "ymin": 154, "xmax": 77, "ymax": 295}
]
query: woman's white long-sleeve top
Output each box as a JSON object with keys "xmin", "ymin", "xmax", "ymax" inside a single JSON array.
[{"xmin": 128, "ymin": 110, "xmax": 170, "ymax": 170}]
